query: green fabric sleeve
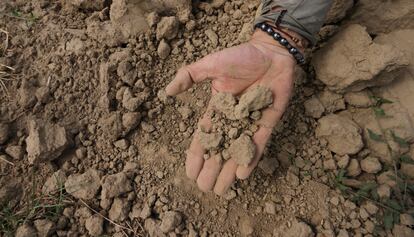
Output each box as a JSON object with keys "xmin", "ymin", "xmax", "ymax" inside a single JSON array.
[{"xmin": 254, "ymin": 0, "xmax": 334, "ymax": 46}]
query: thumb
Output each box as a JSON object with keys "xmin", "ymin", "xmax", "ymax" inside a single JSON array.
[{"xmin": 165, "ymin": 52, "xmax": 219, "ymax": 96}]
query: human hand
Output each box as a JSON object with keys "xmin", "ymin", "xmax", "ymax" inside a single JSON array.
[{"xmin": 166, "ymin": 30, "xmax": 297, "ymax": 195}]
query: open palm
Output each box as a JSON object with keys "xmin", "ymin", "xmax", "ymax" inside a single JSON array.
[{"xmin": 166, "ymin": 31, "xmax": 297, "ymax": 195}]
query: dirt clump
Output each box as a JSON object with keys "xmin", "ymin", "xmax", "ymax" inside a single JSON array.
[
  {"xmin": 350, "ymin": 104, "xmax": 414, "ymax": 164},
  {"xmin": 303, "ymin": 90, "xmax": 346, "ymax": 118},
  {"xmin": 348, "ymin": 0, "xmax": 414, "ymax": 34},
  {"xmin": 393, "ymin": 224, "xmax": 414, "ymax": 237},
  {"xmin": 234, "ymin": 86, "xmax": 273, "ymax": 119},
  {"xmin": 146, "ymin": 12, "xmax": 160, "ymax": 27},
  {"xmin": 313, "ymin": 24, "xmax": 409, "ymax": 92},
  {"xmin": 5, "ymin": 145, "xmax": 25, "ymax": 160},
  {"xmin": 0, "ymin": 179, "xmax": 23, "ymax": 207},
  {"xmin": 144, "ymin": 218, "xmax": 163, "ymax": 236},
  {"xmin": 108, "ymin": 198, "xmax": 130, "ymax": 222},
  {"xmin": 0, "ymin": 155, "xmax": 10, "ymax": 174},
  {"xmin": 360, "ymin": 156, "xmax": 382, "ymax": 174},
  {"xmin": 110, "ymin": 0, "xmax": 149, "ymax": 39},
  {"xmin": 122, "ymin": 87, "xmax": 148, "ymax": 112},
  {"xmin": 376, "ymin": 184, "xmax": 391, "ymax": 200},
  {"xmin": 258, "ymin": 157, "xmax": 279, "ymax": 175},
  {"xmin": 199, "ymin": 131, "xmax": 223, "ymax": 150},
  {"xmin": 15, "ymin": 224, "xmax": 37, "ymax": 237},
  {"xmin": 85, "ymin": 215, "xmax": 104, "ymax": 237},
  {"xmin": 98, "ymin": 112, "xmax": 123, "ymax": 141},
  {"xmin": 400, "ymin": 213, "xmax": 414, "ymax": 227},
  {"xmin": 156, "ymin": 16, "xmax": 179, "ymax": 40},
  {"xmin": 325, "ymin": 0, "xmax": 354, "ymax": 24},
  {"xmin": 64, "ymin": 169, "xmax": 102, "ymax": 200},
  {"xmin": 228, "ymin": 134, "xmax": 256, "ymax": 166},
  {"xmin": 26, "ymin": 119, "xmax": 72, "ymax": 164},
  {"xmin": 117, "ymin": 61, "xmax": 136, "ymax": 86},
  {"xmin": 122, "ymin": 112, "xmax": 141, "ymax": 135},
  {"xmin": 86, "ymin": 16, "xmax": 127, "ymax": 47},
  {"xmin": 160, "ymin": 211, "xmax": 183, "ymax": 233},
  {"xmin": 34, "ymin": 219, "xmax": 55, "ymax": 237},
  {"xmin": 317, "ymin": 90, "xmax": 345, "ymax": 113},
  {"xmin": 70, "ymin": 0, "xmax": 106, "ymax": 11},
  {"xmin": 199, "ymin": 86, "xmax": 272, "ymax": 166},
  {"xmin": 401, "ymin": 156, "xmax": 414, "ymax": 179},
  {"xmin": 157, "ymin": 39, "xmax": 171, "ymax": 59},
  {"xmin": 304, "ymin": 97, "xmax": 325, "ymax": 118},
  {"xmin": 0, "ymin": 123, "xmax": 10, "ymax": 144},
  {"xmin": 274, "ymin": 219, "xmax": 314, "ymax": 237},
  {"xmin": 210, "ymin": 92, "xmax": 237, "ymax": 119},
  {"xmin": 377, "ymin": 170, "xmax": 398, "ymax": 188},
  {"xmin": 205, "ymin": 29, "xmax": 219, "ymax": 47},
  {"xmin": 346, "ymin": 159, "xmax": 361, "ymax": 177},
  {"xmin": 177, "ymin": 106, "xmax": 193, "ymax": 119},
  {"xmin": 42, "ymin": 170, "xmax": 67, "ymax": 195},
  {"xmin": 101, "ymin": 172, "xmax": 133, "ymax": 199},
  {"xmin": 344, "ymin": 90, "xmax": 374, "ymax": 108},
  {"xmin": 315, "ymin": 114, "xmax": 363, "ymax": 155}
]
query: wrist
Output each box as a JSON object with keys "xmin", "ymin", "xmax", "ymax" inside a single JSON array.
[
  {"xmin": 251, "ymin": 30, "xmax": 305, "ymax": 55},
  {"xmin": 250, "ymin": 25, "xmax": 306, "ymax": 65},
  {"xmin": 250, "ymin": 30, "xmax": 295, "ymax": 60},
  {"xmin": 275, "ymin": 26, "xmax": 309, "ymax": 51}
]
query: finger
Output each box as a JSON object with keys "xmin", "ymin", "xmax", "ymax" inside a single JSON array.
[
  {"xmin": 166, "ymin": 53, "xmax": 219, "ymax": 96},
  {"xmin": 185, "ymin": 107, "xmax": 213, "ymax": 180},
  {"xmin": 236, "ymin": 101, "xmax": 285, "ymax": 179},
  {"xmin": 196, "ymin": 155, "xmax": 222, "ymax": 192},
  {"xmin": 185, "ymin": 133, "xmax": 206, "ymax": 180},
  {"xmin": 213, "ymin": 159, "xmax": 238, "ymax": 196},
  {"xmin": 236, "ymin": 126, "xmax": 272, "ymax": 179}
]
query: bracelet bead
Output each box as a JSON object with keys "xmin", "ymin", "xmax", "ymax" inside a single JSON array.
[
  {"xmin": 255, "ymin": 23, "xmax": 305, "ymax": 65},
  {"xmin": 289, "ymin": 48, "xmax": 297, "ymax": 54},
  {"xmin": 273, "ymin": 32, "xmax": 281, "ymax": 40},
  {"xmin": 280, "ymin": 38, "xmax": 288, "ymax": 46}
]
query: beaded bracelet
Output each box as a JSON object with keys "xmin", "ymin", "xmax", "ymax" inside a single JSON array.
[{"xmin": 255, "ymin": 22, "xmax": 306, "ymax": 65}]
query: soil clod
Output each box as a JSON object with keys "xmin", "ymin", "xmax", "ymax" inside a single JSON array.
[
  {"xmin": 228, "ymin": 134, "xmax": 256, "ymax": 166},
  {"xmin": 64, "ymin": 169, "xmax": 101, "ymax": 200},
  {"xmin": 26, "ymin": 119, "xmax": 71, "ymax": 164}
]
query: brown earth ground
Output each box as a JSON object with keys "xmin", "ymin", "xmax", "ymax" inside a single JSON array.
[{"xmin": 0, "ymin": 0, "xmax": 414, "ymax": 237}]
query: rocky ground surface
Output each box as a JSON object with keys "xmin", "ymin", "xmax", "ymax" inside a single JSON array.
[{"xmin": 0, "ymin": 0, "xmax": 414, "ymax": 236}]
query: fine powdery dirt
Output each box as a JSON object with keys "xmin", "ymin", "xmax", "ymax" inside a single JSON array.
[{"xmin": 1, "ymin": 0, "xmax": 414, "ymax": 237}]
